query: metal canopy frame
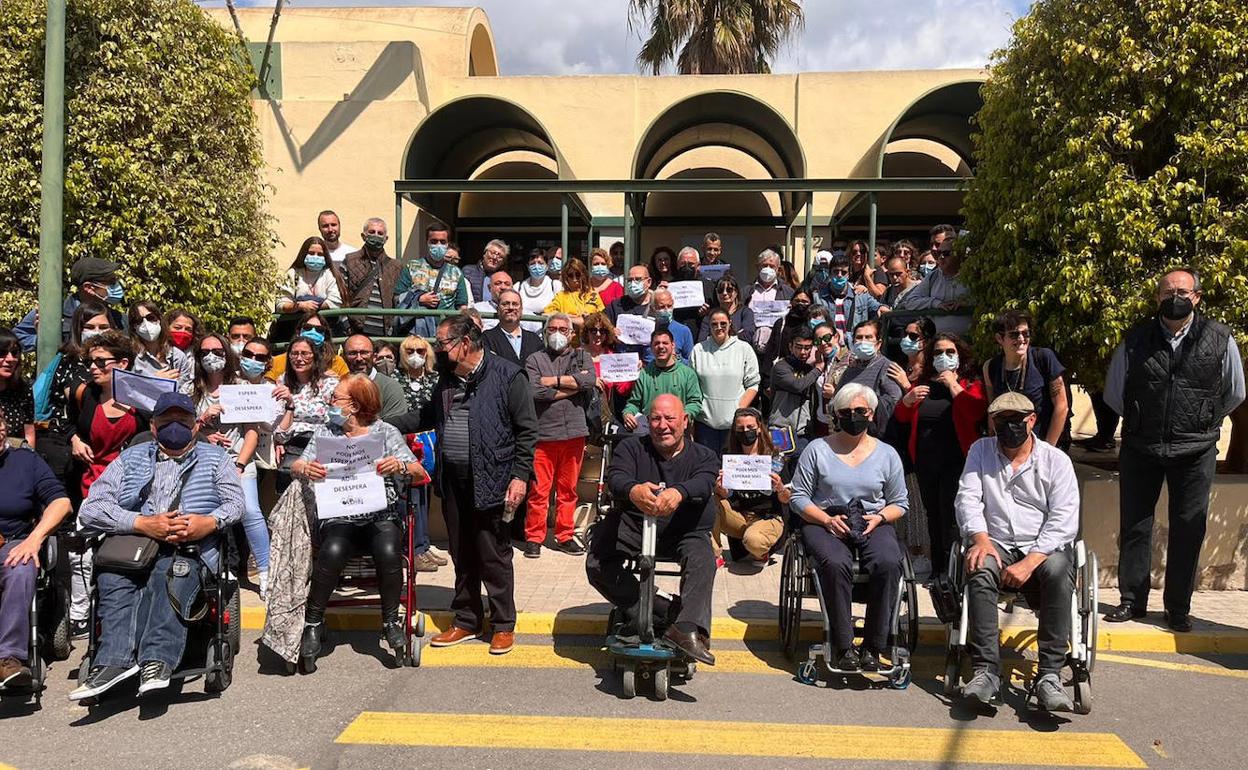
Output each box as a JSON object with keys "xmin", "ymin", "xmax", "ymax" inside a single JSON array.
[{"xmin": 394, "ymin": 176, "xmax": 965, "ymax": 272}]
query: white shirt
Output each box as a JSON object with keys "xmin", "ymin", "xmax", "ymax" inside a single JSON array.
[
  {"xmin": 276, "ymin": 267, "xmax": 342, "ymax": 310},
  {"xmin": 474, "ymin": 300, "xmax": 500, "ymax": 330},
  {"xmin": 328, "ymin": 242, "xmax": 357, "ymax": 263},
  {"xmin": 519, "ymin": 276, "xmax": 559, "ymax": 333}
]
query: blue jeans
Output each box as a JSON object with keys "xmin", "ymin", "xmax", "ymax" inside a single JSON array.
[
  {"xmin": 95, "ymin": 551, "xmax": 196, "ymax": 669},
  {"xmin": 694, "ymin": 425, "xmax": 729, "ymax": 455},
  {"xmin": 0, "ymin": 541, "xmax": 36, "ymax": 661},
  {"xmin": 239, "ymin": 464, "xmax": 271, "ymax": 571},
  {"xmin": 411, "ymin": 485, "xmax": 431, "ymax": 556}
]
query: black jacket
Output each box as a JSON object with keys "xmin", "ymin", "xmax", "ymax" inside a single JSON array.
[
  {"xmin": 606, "ymin": 435, "xmax": 719, "ymax": 534},
  {"xmin": 482, "ymin": 324, "xmax": 544, "ymax": 367}
]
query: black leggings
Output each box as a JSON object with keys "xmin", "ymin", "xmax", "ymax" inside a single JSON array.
[{"xmin": 305, "ymin": 519, "xmax": 404, "ymax": 624}]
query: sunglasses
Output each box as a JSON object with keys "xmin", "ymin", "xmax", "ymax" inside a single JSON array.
[
  {"xmin": 1006, "ymin": 329, "xmax": 1031, "ymax": 341},
  {"xmin": 587, "ymin": 328, "xmax": 608, "ymax": 335},
  {"xmin": 904, "ymin": 332, "xmax": 923, "ymax": 342},
  {"xmin": 197, "ymin": 348, "xmax": 225, "ymax": 358},
  {"xmin": 241, "ymin": 351, "xmax": 271, "ymax": 362},
  {"xmin": 814, "ymin": 334, "xmax": 835, "ymax": 344},
  {"xmin": 88, "ymin": 357, "xmax": 117, "ymax": 370},
  {"xmin": 710, "ymin": 321, "xmax": 730, "ymax": 329},
  {"xmin": 299, "ymin": 324, "xmax": 323, "ymax": 333},
  {"xmin": 835, "ymin": 407, "xmax": 871, "ymax": 419},
  {"xmin": 139, "ymin": 313, "xmax": 160, "ymax": 324},
  {"xmin": 717, "ymin": 288, "xmax": 736, "ymax": 295}
]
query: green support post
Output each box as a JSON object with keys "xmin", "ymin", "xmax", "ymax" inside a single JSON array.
[
  {"xmin": 804, "ymin": 193, "xmax": 814, "ymax": 273},
  {"xmin": 560, "ymin": 195, "xmax": 569, "ymax": 260},
  {"xmin": 36, "ymin": 0, "xmax": 67, "ymax": 372},
  {"xmin": 623, "ymin": 194, "xmax": 634, "ymax": 270},
  {"xmin": 867, "ymin": 192, "xmax": 878, "ymax": 267},
  {"xmin": 394, "ymin": 193, "xmax": 403, "ymax": 262}
]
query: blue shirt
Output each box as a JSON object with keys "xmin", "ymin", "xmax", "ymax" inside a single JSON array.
[{"xmin": 0, "ymin": 447, "xmax": 68, "ymax": 539}]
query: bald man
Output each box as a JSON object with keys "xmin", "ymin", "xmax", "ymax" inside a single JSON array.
[{"xmin": 585, "ymin": 394, "xmax": 719, "ymax": 665}]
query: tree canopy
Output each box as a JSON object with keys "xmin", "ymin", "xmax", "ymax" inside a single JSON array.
[
  {"xmin": 630, "ymin": 0, "xmax": 804, "ymax": 75},
  {"xmin": 0, "ymin": 0, "xmax": 277, "ymax": 332},
  {"xmin": 960, "ymin": 0, "xmax": 1248, "ymax": 384}
]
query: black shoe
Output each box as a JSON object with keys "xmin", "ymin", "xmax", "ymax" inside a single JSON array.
[
  {"xmin": 523, "ymin": 541, "xmax": 542, "ymax": 559},
  {"xmin": 137, "ymin": 661, "xmax": 173, "ymax": 695},
  {"xmin": 858, "ymin": 648, "xmax": 880, "ymax": 672},
  {"xmin": 300, "ymin": 622, "xmax": 324, "ymax": 673},
  {"xmin": 383, "ymin": 620, "xmax": 408, "ymax": 657},
  {"xmin": 833, "ymin": 647, "xmax": 860, "ymax": 671},
  {"xmin": 69, "ymin": 664, "xmax": 139, "ymax": 701},
  {"xmin": 1103, "ymin": 602, "xmax": 1146, "ymax": 622},
  {"xmin": 662, "ymin": 626, "xmax": 715, "ymax": 666},
  {"xmin": 553, "ymin": 538, "xmax": 585, "ymax": 555},
  {"xmin": 1165, "ymin": 611, "xmax": 1193, "ymax": 633}
]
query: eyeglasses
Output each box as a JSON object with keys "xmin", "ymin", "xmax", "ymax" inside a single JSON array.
[
  {"xmin": 288, "ymin": 351, "xmax": 314, "ymax": 360},
  {"xmin": 344, "ymin": 350, "xmax": 373, "ymax": 358},
  {"xmin": 814, "ymin": 334, "xmax": 835, "ymax": 344},
  {"xmin": 433, "ymin": 336, "xmax": 460, "ymax": 351},
  {"xmin": 835, "ymin": 407, "xmax": 871, "ymax": 419},
  {"xmin": 241, "ymin": 351, "xmax": 271, "ymax": 362},
  {"xmin": 904, "ymin": 332, "xmax": 923, "ymax": 342},
  {"xmin": 1160, "ymin": 289, "xmax": 1196, "ymax": 299},
  {"xmin": 87, "ymin": 357, "xmax": 117, "ymax": 370},
  {"xmin": 197, "ymin": 348, "xmax": 225, "ymax": 358},
  {"xmin": 792, "ymin": 344, "xmax": 813, "ymax": 353},
  {"xmin": 1006, "ymin": 329, "xmax": 1031, "ymax": 341}
]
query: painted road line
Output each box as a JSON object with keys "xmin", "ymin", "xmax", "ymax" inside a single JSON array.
[
  {"xmin": 241, "ymin": 605, "xmax": 1248, "ymax": 653},
  {"xmin": 1098, "ymin": 652, "xmax": 1248, "ymax": 679},
  {"xmin": 337, "ymin": 712, "xmax": 1146, "ymax": 767}
]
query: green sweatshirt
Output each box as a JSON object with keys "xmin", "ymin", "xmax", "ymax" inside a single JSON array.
[{"xmin": 623, "ymin": 361, "xmax": 704, "ymax": 421}]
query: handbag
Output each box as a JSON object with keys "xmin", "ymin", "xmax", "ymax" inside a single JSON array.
[{"xmin": 94, "ymin": 534, "xmax": 160, "ymax": 573}]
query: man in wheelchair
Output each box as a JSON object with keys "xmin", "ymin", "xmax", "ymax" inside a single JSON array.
[
  {"xmin": 953, "ymin": 392, "xmax": 1080, "ymax": 712},
  {"xmin": 70, "ymin": 393, "xmax": 243, "ymax": 701},
  {"xmin": 586, "ymin": 395, "xmax": 718, "ymax": 666}
]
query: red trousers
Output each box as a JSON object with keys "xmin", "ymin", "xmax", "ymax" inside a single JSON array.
[{"xmin": 525, "ymin": 436, "xmax": 586, "ymax": 544}]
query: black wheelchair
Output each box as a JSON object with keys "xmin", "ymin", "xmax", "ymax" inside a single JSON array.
[
  {"xmin": 0, "ymin": 537, "xmax": 72, "ymax": 706},
  {"xmin": 74, "ymin": 540, "xmax": 240, "ymax": 704},
  {"xmin": 778, "ymin": 528, "xmax": 920, "ymax": 688},
  {"xmin": 939, "ymin": 541, "xmax": 1098, "ymax": 713}
]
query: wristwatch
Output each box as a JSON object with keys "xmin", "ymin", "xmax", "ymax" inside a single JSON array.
[{"xmin": 235, "ymin": 461, "xmax": 247, "ymax": 471}]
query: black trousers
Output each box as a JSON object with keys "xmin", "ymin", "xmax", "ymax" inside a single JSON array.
[
  {"xmin": 586, "ymin": 512, "xmax": 715, "ymax": 637},
  {"xmin": 1088, "ymin": 390, "xmax": 1120, "ymax": 443},
  {"xmin": 1118, "ymin": 444, "xmax": 1217, "ymax": 615},
  {"xmin": 967, "ymin": 544, "xmax": 1073, "ymax": 674},
  {"xmin": 442, "ymin": 463, "xmax": 516, "ymax": 633},
  {"xmin": 801, "ymin": 522, "xmax": 903, "ymax": 652},
  {"xmin": 916, "ymin": 458, "xmax": 963, "ymax": 565},
  {"xmin": 306, "ymin": 519, "xmax": 404, "ymax": 624}
]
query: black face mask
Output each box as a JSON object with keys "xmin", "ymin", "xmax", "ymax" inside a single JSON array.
[
  {"xmin": 1159, "ymin": 295, "xmax": 1193, "ymax": 321},
  {"xmin": 735, "ymin": 429, "xmax": 759, "ymax": 447},
  {"xmin": 834, "ymin": 411, "xmax": 871, "ymax": 436},
  {"xmin": 434, "ymin": 351, "xmax": 455, "ymax": 375},
  {"xmin": 676, "ymin": 265, "xmax": 697, "ymax": 280},
  {"xmin": 995, "ymin": 418, "xmax": 1031, "ymax": 449}
]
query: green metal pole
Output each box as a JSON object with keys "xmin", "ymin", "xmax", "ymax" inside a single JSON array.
[
  {"xmin": 394, "ymin": 193, "xmax": 403, "ymax": 262},
  {"xmin": 36, "ymin": 0, "xmax": 67, "ymax": 373},
  {"xmin": 867, "ymin": 192, "xmax": 878, "ymax": 268},
  {"xmin": 560, "ymin": 195, "xmax": 569, "ymax": 260},
  {"xmin": 623, "ymin": 194, "xmax": 634, "ymax": 271},
  {"xmin": 804, "ymin": 193, "xmax": 813, "ymax": 274}
]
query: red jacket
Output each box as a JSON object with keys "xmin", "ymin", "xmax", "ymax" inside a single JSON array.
[{"xmin": 892, "ymin": 378, "xmax": 987, "ymax": 461}]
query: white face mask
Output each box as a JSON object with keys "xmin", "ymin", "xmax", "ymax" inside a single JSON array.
[
  {"xmin": 136, "ymin": 320, "xmax": 162, "ymax": 342},
  {"xmin": 200, "ymin": 351, "xmax": 226, "ymax": 373},
  {"xmin": 230, "ymin": 341, "xmax": 245, "ymax": 356},
  {"xmin": 81, "ymin": 328, "xmax": 103, "ymax": 343},
  {"xmin": 547, "ymin": 331, "xmax": 569, "ymax": 352},
  {"xmin": 406, "ymin": 352, "xmax": 425, "ymax": 370},
  {"xmin": 933, "ymin": 352, "xmax": 960, "ymax": 373},
  {"xmin": 759, "ymin": 266, "xmax": 777, "ymax": 284}
]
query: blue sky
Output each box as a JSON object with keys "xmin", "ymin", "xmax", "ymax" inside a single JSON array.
[{"xmin": 218, "ymin": 0, "xmax": 1037, "ymax": 75}]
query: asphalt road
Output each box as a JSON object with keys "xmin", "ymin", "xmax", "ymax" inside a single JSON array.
[{"xmin": 0, "ymin": 629, "xmax": 1244, "ymax": 770}]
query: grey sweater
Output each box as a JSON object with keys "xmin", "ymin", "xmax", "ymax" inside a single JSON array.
[{"xmin": 525, "ymin": 347, "xmax": 597, "ymax": 442}]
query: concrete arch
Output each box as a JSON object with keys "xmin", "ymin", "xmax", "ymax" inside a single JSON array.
[
  {"xmin": 872, "ymin": 79, "xmax": 985, "ymax": 177},
  {"xmin": 467, "ymin": 15, "xmax": 499, "ymax": 76}
]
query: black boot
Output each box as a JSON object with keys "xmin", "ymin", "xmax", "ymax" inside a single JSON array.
[
  {"xmin": 300, "ymin": 622, "xmax": 324, "ymax": 674},
  {"xmin": 383, "ymin": 618, "xmax": 407, "ymax": 661}
]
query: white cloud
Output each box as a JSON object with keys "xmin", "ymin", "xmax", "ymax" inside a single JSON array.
[{"xmin": 221, "ymin": 0, "xmax": 1033, "ymax": 75}]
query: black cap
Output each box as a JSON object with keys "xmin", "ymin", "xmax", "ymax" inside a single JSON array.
[{"xmin": 69, "ymin": 257, "xmax": 119, "ymax": 287}]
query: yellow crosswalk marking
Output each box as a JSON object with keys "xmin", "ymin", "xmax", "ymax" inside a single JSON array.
[
  {"xmin": 337, "ymin": 712, "xmax": 1146, "ymax": 767},
  {"xmin": 1098, "ymin": 652, "xmax": 1248, "ymax": 679}
]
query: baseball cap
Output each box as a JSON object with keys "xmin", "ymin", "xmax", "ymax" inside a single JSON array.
[{"xmin": 152, "ymin": 392, "xmax": 196, "ymax": 419}]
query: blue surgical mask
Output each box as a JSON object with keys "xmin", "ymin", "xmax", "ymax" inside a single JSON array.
[
  {"xmin": 830, "ymin": 276, "xmax": 849, "ymax": 292},
  {"xmin": 528, "ymin": 263, "xmax": 547, "ymax": 280},
  {"xmin": 549, "ymin": 258, "xmax": 563, "ymax": 273},
  {"xmin": 655, "ymin": 309, "xmax": 673, "ymax": 324},
  {"xmin": 156, "ymin": 421, "xmax": 193, "ymax": 451},
  {"xmin": 300, "ymin": 327, "xmax": 326, "ymax": 347},
  {"xmin": 303, "ymin": 254, "xmax": 326, "ymax": 272},
  {"xmin": 105, "ymin": 282, "xmax": 124, "ymax": 305},
  {"xmin": 900, "ymin": 337, "xmax": 922, "ymax": 355},
  {"xmin": 808, "ymin": 317, "xmax": 826, "ymax": 330},
  {"xmin": 934, "ymin": 352, "xmax": 960, "ymax": 373},
  {"xmin": 591, "ymin": 264, "xmax": 610, "ymax": 279},
  {"xmin": 326, "ymin": 405, "xmax": 348, "ymax": 427},
  {"xmin": 428, "ymin": 243, "xmax": 448, "ymax": 262},
  {"xmin": 626, "ymin": 279, "xmax": 647, "ymax": 300},
  {"xmin": 852, "ymin": 341, "xmax": 876, "ymax": 360},
  {"xmin": 239, "ymin": 357, "xmax": 267, "ymax": 379},
  {"xmin": 919, "ymin": 264, "xmax": 936, "ymax": 278}
]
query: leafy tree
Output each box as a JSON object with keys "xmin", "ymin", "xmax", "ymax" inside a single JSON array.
[
  {"xmin": 0, "ymin": 0, "xmax": 278, "ymax": 333},
  {"xmin": 630, "ymin": 0, "xmax": 804, "ymax": 75},
  {"xmin": 960, "ymin": 0, "xmax": 1248, "ymax": 390}
]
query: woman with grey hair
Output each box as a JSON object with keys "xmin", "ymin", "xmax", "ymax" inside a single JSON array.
[{"xmin": 790, "ymin": 382, "xmax": 908, "ymax": 672}]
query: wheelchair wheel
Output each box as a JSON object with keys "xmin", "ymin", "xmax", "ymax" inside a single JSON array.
[
  {"xmin": 778, "ymin": 539, "xmax": 804, "ymax": 660},
  {"xmin": 226, "ymin": 584, "xmax": 241, "ymax": 657},
  {"xmin": 899, "ymin": 576, "xmax": 920, "ymax": 655},
  {"xmin": 1074, "ymin": 674, "xmax": 1092, "ymax": 715},
  {"xmin": 1080, "ymin": 551, "xmax": 1099, "ymax": 674},
  {"xmin": 653, "ymin": 667, "xmax": 669, "ymax": 701},
  {"xmin": 621, "ymin": 665, "xmax": 637, "ymax": 698},
  {"xmin": 415, "ymin": 611, "xmax": 426, "ymax": 639},
  {"xmin": 205, "ymin": 640, "xmax": 234, "ymax": 694},
  {"xmin": 406, "ymin": 636, "xmax": 423, "ymax": 668},
  {"xmin": 797, "ymin": 659, "xmax": 818, "ymax": 685},
  {"xmin": 49, "ymin": 611, "xmax": 72, "ymax": 662},
  {"xmin": 890, "ymin": 664, "xmax": 912, "ymax": 690},
  {"xmin": 942, "ymin": 648, "xmax": 963, "ymax": 697}
]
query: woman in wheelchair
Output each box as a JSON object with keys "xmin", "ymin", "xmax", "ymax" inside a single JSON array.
[
  {"xmin": 288, "ymin": 374, "xmax": 426, "ymax": 672},
  {"xmin": 789, "ymin": 383, "xmax": 908, "ymax": 671},
  {"xmin": 0, "ymin": 413, "xmax": 72, "ymax": 690}
]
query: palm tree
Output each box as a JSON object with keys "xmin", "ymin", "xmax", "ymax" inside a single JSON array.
[{"xmin": 630, "ymin": 0, "xmax": 805, "ymax": 75}]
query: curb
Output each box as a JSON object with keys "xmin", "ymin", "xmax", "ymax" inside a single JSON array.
[{"xmin": 239, "ymin": 607, "xmax": 1248, "ymax": 654}]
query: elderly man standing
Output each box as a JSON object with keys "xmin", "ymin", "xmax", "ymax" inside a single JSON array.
[
  {"xmin": 70, "ymin": 393, "xmax": 243, "ymax": 700},
  {"xmin": 744, "ymin": 248, "xmax": 795, "ymax": 352},
  {"xmin": 523, "ymin": 314, "xmax": 596, "ymax": 558},
  {"xmin": 481, "ymin": 288, "xmax": 543, "ymax": 366},
  {"xmin": 343, "ymin": 217, "xmax": 404, "ymax": 336},
  {"xmin": 463, "ymin": 239, "xmax": 510, "ymax": 305},
  {"xmin": 1103, "ymin": 268, "xmax": 1245, "ymax": 632},
  {"xmin": 586, "ymin": 394, "xmax": 718, "ymax": 665},
  {"xmin": 894, "ymin": 236, "xmax": 971, "ymax": 336},
  {"xmin": 472, "ymin": 270, "xmax": 514, "ymax": 330},
  {"xmin": 955, "ymin": 393, "xmax": 1080, "ymax": 712},
  {"xmin": 672, "ymin": 246, "xmax": 715, "ymax": 341},
  {"xmin": 427, "ymin": 316, "xmax": 537, "ymax": 655}
]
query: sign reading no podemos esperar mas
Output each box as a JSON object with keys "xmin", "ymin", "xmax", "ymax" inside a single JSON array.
[{"xmin": 313, "ymin": 433, "xmax": 387, "ymax": 519}]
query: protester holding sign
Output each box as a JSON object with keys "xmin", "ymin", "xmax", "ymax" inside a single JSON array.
[
  {"xmin": 712, "ymin": 408, "xmax": 791, "ymax": 566},
  {"xmin": 580, "ymin": 313, "xmax": 634, "ymax": 427},
  {"xmin": 698, "ymin": 275, "xmax": 756, "ymax": 345},
  {"xmin": 190, "ymin": 333, "xmax": 269, "ymax": 599},
  {"xmin": 288, "ymin": 374, "xmax": 423, "ymax": 672}
]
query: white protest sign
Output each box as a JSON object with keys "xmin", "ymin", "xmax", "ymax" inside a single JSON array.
[
  {"xmin": 313, "ymin": 434, "xmax": 388, "ymax": 519},
  {"xmin": 699, "ymin": 264, "xmax": 732, "ymax": 282},
  {"xmin": 721, "ymin": 454, "xmax": 773, "ymax": 492},
  {"xmin": 218, "ymin": 383, "xmax": 282, "ymax": 425},
  {"xmin": 112, "ymin": 368, "xmax": 177, "ymax": 414},
  {"xmin": 599, "ymin": 352, "xmax": 640, "ymax": 383},
  {"xmin": 614, "ymin": 314, "xmax": 656, "ymax": 346},
  {"xmin": 668, "ymin": 281, "xmax": 706, "ymax": 309},
  {"xmin": 750, "ymin": 299, "xmax": 790, "ymax": 326}
]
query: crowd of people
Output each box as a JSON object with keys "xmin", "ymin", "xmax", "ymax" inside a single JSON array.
[{"xmin": 0, "ymin": 212, "xmax": 1240, "ymax": 712}]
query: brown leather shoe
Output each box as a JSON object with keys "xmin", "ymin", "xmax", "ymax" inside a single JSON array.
[
  {"xmin": 429, "ymin": 626, "xmax": 478, "ymax": 647},
  {"xmin": 663, "ymin": 626, "xmax": 715, "ymax": 666},
  {"xmin": 0, "ymin": 657, "xmax": 32, "ymax": 690},
  {"xmin": 489, "ymin": 631, "xmax": 514, "ymax": 655}
]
